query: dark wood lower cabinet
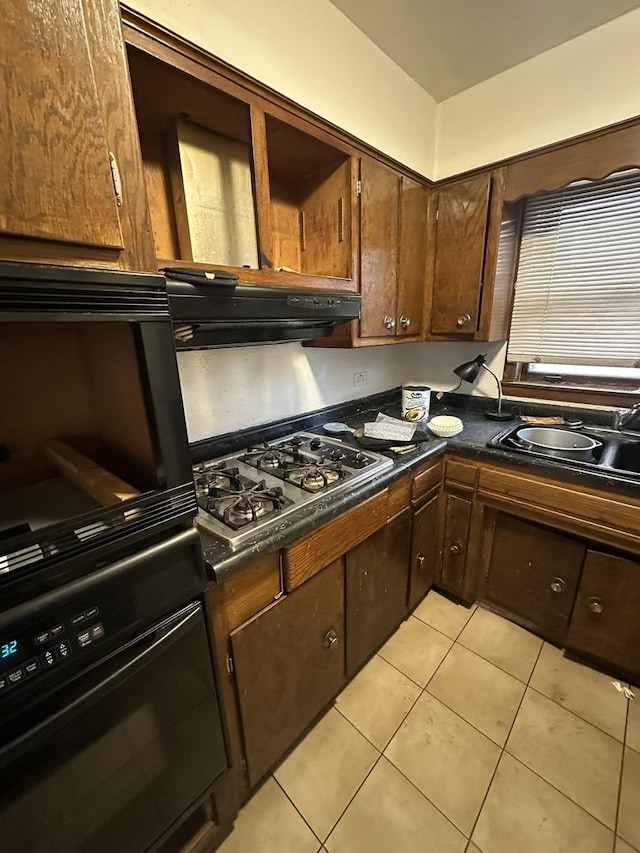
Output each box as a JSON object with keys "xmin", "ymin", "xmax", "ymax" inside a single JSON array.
[
  {"xmin": 346, "ymin": 508, "xmax": 411, "ymax": 675},
  {"xmin": 439, "ymin": 492, "xmax": 472, "ymax": 596},
  {"xmin": 484, "ymin": 513, "xmax": 585, "ymax": 643},
  {"xmin": 566, "ymin": 550, "xmax": 640, "ymax": 676},
  {"xmin": 408, "ymin": 494, "xmax": 439, "ymax": 609},
  {"xmin": 230, "ymin": 558, "xmax": 345, "ymax": 786}
]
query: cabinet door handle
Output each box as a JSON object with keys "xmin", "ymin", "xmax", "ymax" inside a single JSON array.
[
  {"xmin": 587, "ymin": 597, "xmax": 605, "ymax": 615},
  {"xmin": 324, "ymin": 630, "xmax": 339, "ymax": 648},
  {"xmin": 400, "ymin": 315, "xmax": 411, "ymax": 328},
  {"xmin": 456, "ymin": 313, "xmax": 472, "ymax": 328},
  {"xmin": 450, "ymin": 541, "xmax": 464, "ymax": 554},
  {"xmin": 550, "ymin": 577, "xmax": 566, "ymax": 594},
  {"xmin": 384, "ymin": 315, "xmax": 396, "ymax": 330}
]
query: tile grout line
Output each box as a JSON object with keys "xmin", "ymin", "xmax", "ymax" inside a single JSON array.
[
  {"xmin": 271, "ymin": 774, "xmax": 325, "ymax": 847},
  {"xmin": 525, "ymin": 679, "xmax": 628, "ymax": 744},
  {"xmin": 613, "ymin": 694, "xmax": 632, "ymax": 850},
  {"xmin": 463, "ymin": 638, "xmax": 545, "ymax": 846}
]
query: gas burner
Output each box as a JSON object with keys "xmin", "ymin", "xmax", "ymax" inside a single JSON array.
[
  {"xmin": 286, "ymin": 460, "xmax": 344, "ymax": 492},
  {"xmin": 192, "ymin": 431, "xmax": 393, "ymax": 547}
]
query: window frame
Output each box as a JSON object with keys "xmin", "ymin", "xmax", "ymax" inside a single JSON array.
[{"xmin": 502, "ymin": 179, "xmax": 640, "ymax": 407}]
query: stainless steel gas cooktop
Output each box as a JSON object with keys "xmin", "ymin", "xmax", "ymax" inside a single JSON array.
[{"xmin": 192, "ymin": 432, "xmax": 393, "ymax": 547}]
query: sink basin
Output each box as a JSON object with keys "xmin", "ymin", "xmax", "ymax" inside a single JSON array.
[
  {"xmin": 608, "ymin": 440, "xmax": 640, "ymax": 474},
  {"xmin": 487, "ymin": 423, "xmax": 640, "ymax": 479}
]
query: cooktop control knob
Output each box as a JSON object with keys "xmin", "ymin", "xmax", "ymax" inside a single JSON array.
[
  {"xmin": 290, "ymin": 436, "xmax": 303, "ymax": 446},
  {"xmin": 329, "ymin": 448, "xmax": 345, "ymax": 461},
  {"xmin": 309, "ymin": 438, "xmax": 322, "ymax": 450},
  {"xmin": 354, "ymin": 452, "xmax": 367, "ymax": 463}
]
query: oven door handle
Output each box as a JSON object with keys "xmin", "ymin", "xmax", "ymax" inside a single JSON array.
[{"xmin": 0, "ymin": 601, "xmax": 202, "ymax": 766}]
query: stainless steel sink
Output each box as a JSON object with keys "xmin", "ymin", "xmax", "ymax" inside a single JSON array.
[{"xmin": 487, "ymin": 423, "xmax": 640, "ymax": 478}]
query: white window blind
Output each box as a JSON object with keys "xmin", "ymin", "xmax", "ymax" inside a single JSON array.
[{"xmin": 507, "ymin": 169, "xmax": 640, "ymax": 368}]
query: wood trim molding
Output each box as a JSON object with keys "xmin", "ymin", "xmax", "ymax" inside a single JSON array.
[{"xmin": 120, "ymin": 6, "xmax": 432, "ymax": 186}]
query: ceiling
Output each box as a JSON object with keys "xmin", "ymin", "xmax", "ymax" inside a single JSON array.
[{"xmin": 328, "ymin": 0, "xmax": 640, "ymax": 101}]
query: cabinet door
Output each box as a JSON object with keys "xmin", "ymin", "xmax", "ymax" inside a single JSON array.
[
  {"xmin": 230, "ymin": 558, "xmax": 345, "ymax": 785},
  {"xmin": 0, "ymin": 0, "xmax": 154, "ymax": 269},
  {"xmin": 430, "ymin": 174, "xmax": 492, "ymax": 335},
  {"xmin": 439, "ymin": 492, "xmax": 472, "ymax": 596},
  {"xmin": 396, "ymin": 177, "xmax": 428, "ymax": 337},
  {"xmin": 346, "ymin": 509, "xmax": 411, "ymax": 675},
  {"xmin": 359, "ymin": 158, "xmax": 400, "ymax": 338},
  {"xmin": 485, "ymin": 513, "xmax": 585, "ymax": 643},
  {"xmin": 409, "ymin": 495, "xmax": 439, "ymax": 609},
  {"xmin": 566, "ymin": 551, "xmax": 640, "ymax": 676}
]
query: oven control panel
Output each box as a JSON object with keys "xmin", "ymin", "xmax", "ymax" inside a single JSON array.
[{"xmin": 0, "ymin": 603, "xmax": 106, "ymax": 696}]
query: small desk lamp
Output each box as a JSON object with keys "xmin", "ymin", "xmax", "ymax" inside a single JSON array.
[{"xmin": 453, "ymin": 354, "xmax": 513, "ymax": 421}]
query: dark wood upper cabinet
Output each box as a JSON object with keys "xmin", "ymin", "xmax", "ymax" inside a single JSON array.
[
  {"xmin": 346, "ymin": 508, "xmax": 411, "ymax": 675},
  {"xmin": 428, "ymin": 169, "xmax": 510, "ymax": 341},
  {"xmin": 482, "ymin": 513, "xmax": 585, "ymax": 644},
  {"xmin": 566, "ymin": 550, "xmax": 640, "ymax": 677},
  {"xmin": 359, "ymin": 159, "xmax": 401, "ymax": 338},
  {"xmin": 358, "ymin": 160, "xmax": 428, "ymax": 343},
  {"xmin": 0, "ymin": 0, "xmax": 154, "ymax": 270},
  {"xmin": 397, "ymin": 176, "xmax": 429, "ymax": 337},
  {"xmin": 230, "ymin": 558, "xmax": 345, "ymax": 786}
]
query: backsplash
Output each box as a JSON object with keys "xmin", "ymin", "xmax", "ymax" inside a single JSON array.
[{"xmin": 177, "ymin": 340, "xmax": 507, "ymax": 442}]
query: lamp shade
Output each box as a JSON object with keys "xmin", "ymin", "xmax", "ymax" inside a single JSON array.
[{"xmin": 453, "ymin": 354, "xmax": 486, "ymax": 383}]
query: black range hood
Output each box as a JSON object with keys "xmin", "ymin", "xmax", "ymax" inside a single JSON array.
[{"xmin": 167, "ymin": 279, "xmax": 361, "ymax": 347}]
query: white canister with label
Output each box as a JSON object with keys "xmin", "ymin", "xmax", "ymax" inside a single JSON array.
[{"xmin": 402, "ymin": 385, "xmax": 431, "ymax": 422}]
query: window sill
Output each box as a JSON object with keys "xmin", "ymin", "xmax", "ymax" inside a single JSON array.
[{"xmin": 502, "ymin": 381, "xmax": 639, "ymax": 408}]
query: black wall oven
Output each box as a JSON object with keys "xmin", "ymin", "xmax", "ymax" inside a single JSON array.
[
  {"xmin": 0, "ymin": 261, "xmax": 197, "ymax": 609},
  {"xmin": 0, "ymin": 529, "xmax": 227, "ymax": 853},
  {"xmin": 0, "ymin": 262, "xmax": 229, "ymax": 852}
]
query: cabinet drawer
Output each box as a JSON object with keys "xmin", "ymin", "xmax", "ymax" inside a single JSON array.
[
  {"xmin": 220, "ymin": 552, "xmax": 282, "ymax": 633},
  {"xmin": 445, "ymin": 459, "xmax": 478, "ymax": 491},
  {"xmin": 566, "ymin": 550, "xmax": 640, "ymax": 677},
  {"xmin": 411, "ymin": 459, "xmax": 444, "ymax": 503},
  {"xmin": 388, "ymin": 474, "xmax": 411, "ymax": 518},
  {"xmin": 478, "ymin": 466, "xmax": 640, "ymax": 553},
  {"xmin": 283, "ymin": 490, "xmax": 388, "ymax": 591}
]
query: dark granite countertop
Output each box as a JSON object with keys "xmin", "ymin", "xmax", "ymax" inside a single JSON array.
[{"xmin": 196, "ymin": 389, "xmax": 640, "ymax": 583}]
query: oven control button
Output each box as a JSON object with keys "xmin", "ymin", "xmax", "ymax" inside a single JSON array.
[
  {"xmin": 50, "ymin": 624, "xmax": 65, "ymax": 638},
  {"xmin": 0, "ymin": 674, "xmax": 8, "ymax": 692},
  {"xmin": 77, "ymin": 630, "xmax": 92, "ymax": 648},
  {"xmin": 56, "ymin": 641, "xmax": 72, "ymax": 660},
  {"xmin": 71, "ymin": 613, "xmax": 86, "ymax": 626},
  {"xmin": 90, "ymin": 623, "xmax": 105, "ymax": 641},
  {"xmin": 85, "ymin": 606, "xmax": 99, "ymax": 620},
  {"xmin": 34, "ymin": 630, "xmax": 51, "ymax": 646},
  {"xmin": 7, "ymin": 667, "xmax": 25, "ymax": 686},
  {"xmin": 41, "ymin": 649, "xmax": 57, "ymax": 668},
  {"xmin": 24, "ymin": 658, "xmax": 41, "ymax": 677}
]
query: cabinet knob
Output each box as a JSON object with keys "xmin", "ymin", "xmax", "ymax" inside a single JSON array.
[
  {"xmin": 324, "ymin": 630, "xmax": 339, "ymax": 648},
  {"xmin": 550, "ymin": 577, "xmax": 566, "ymax": 594},
  {"xmin": 587, "ymin": 597, "xmax": 605, "ymax": 615},
  {"xmin": 456, "ymin": 313, "xmax": 472, "ymax": 328},
  {"xmin": 417, "ymin": 553, "xmax": 425, "ymax": 568},
  {"xmin": 450, "ymin": 541, "xmax": 464, "ymax": 554},
  {"xmin": 400, "ymin": 315, "xmax": 411, "ymax": 328},
  {"xmin": 383, "ymin": 315, "xmax": 396, "ymax": 330}
]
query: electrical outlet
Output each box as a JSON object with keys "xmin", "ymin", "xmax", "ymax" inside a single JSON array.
[{"xmin": 353, "ymin": 371, "xmax": 368, "ymax": 387}]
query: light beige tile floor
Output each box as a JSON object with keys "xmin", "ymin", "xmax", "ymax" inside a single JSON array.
[{"xmin": 221, "ymin": 592, "xmax": 638, "ymax": 853}]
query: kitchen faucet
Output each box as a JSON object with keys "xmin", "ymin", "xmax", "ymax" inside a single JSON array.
[{"xmin": 613, "ymin": 401, "xmax": 640, "ymax": 430}]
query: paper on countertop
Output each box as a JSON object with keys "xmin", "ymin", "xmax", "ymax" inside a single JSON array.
[{"xmin": 364, "ymin": 413, "xmax": 416, "ymax": 441}]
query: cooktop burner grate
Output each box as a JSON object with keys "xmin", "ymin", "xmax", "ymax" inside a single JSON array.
[{"xmin": 192, "ymin": 431, "xmax": 393, "ymax": 547}]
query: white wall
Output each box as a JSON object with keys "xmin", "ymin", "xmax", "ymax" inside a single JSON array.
[
  {"xmin": 178, "ymin": 341, "xmax": 505, "ymax": 441},
  {"xmin": 435, "ymin": 9, "xmax": 640, "ymax": 179},
  {"xmin": 127, "ymin": 0, "xmax": 437, "ymax": 177}
]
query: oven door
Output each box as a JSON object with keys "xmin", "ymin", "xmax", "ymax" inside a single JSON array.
[{"xmin": 0, "ymin": 602, "xmax": 227, "ymax": 853}]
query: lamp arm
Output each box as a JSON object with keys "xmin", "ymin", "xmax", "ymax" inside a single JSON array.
[{"xmin": 481, "ymin": 363, "xmax": 503, "ymax": 416}]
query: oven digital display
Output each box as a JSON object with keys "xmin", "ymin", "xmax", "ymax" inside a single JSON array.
[{"xmin": 1, "ymin": 640, "xmax": 19, "ymax": 660}]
